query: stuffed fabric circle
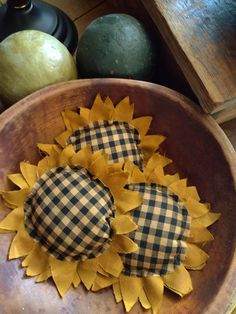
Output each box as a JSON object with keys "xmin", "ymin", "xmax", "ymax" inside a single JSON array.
[
  {"xmin": 122, "ymin": 183, "xmax": 191, "ymax": 276},
  {"xmin": 67, "ymin": 120, "xmax": 144, "ymax": 168},
  {"xmin": 24, "ymin": 166, "xmax": 115, "ymax": 261}
]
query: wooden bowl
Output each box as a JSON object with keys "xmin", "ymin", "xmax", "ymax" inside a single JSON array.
[{"xmin": 0, "ymin": 79, "xmax": 235, "ymax": 314}]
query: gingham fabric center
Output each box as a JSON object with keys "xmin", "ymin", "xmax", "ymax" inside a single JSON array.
[
  {"xmin": 24, "ymin": 166, "xmax": 115, "ymax": 261},
  {"xmin": 67, "ymin": 120, "xmax": 144, "ymax": 168},
  {"xmin": 122, "ymin": 183, "xmax": 191, "ymax": 277}
]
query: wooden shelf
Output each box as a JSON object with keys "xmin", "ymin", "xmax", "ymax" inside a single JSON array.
[{"xmin": 141, "ymin": 0, "xmax": 236, "ymax": 122}]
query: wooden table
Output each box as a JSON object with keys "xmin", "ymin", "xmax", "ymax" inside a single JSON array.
[{"xmin": 0, "ymin": 0, "xmax": 235, "ymax": 151}]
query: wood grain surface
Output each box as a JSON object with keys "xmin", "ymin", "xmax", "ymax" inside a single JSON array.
[
  {"xmin": 141, "ymin": 0, "xmax": 236, "ymax": 118},
  {"xmin": 0, "ymin": 79, "xmax": 235, "ymax": 314}
]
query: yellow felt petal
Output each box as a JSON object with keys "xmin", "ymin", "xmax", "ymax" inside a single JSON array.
[
  {"xmin": 119, "ymin": 275, "xmax": 142, "ymax": 312},
  {"xmin": 140, "ymin": 135, "xmax": 166, "ymax": 153},
  {"xmin": 124, "ymin": 160, "xmax": 146, "ymax": 184},
  {"xmin": 90, "ymin": 93, "xmax": 113, "ymax": 121},
  {"xmin": 113, "ymin": 97, "xmax": 134, "ymax": 122},
  {"xmin": 194, "ymin": 212, "xmax": 221, "ymax": 228},
  {"xmin": 113, "ymin": 282, "xmax": 123, "ymax": 303},
  {"xmin": 71, "ymin": 146, "xmax": 92, "ymax": 168},
  {"xmin": 169, "ymin": 179, "xmax": 187, "ymax": 199},
  {"xmin": 186, "ymin": 186, "xmax": 200, "ymax": 202},
  {"xmin": 164, "ymin": 173, "xmax": 180, "ymax": 186},
  {"xmin": 97, "ymin": 265, "xmax": 110, "ymax": 277},
  {"xmin": 104, "ymin": 172, "xmax": 128, "ymax": 192},
  {"xmin": 36, "ymin": 268, "xmax": 51, "ymax": 282},
  {"xmin": 104, "ymin": 96, "xmax": 115, "ymax": 112},
  {"xmin": 62, "ymin": 111, "xmax": 72, "ymax": 131},
  {"xmin": 59, "ymin": 145, "xmax": 76, "ymax": 166},
  {"xmin": 138, "ymin": 288, "xmax": 151, "ymax": 310},
  {"xmin": 73, "ymin": 271, "xmax": 81, "ymax": 288},
  {"xmin": 145, "ymin": 154, "xmax": 172, "ymax": 175},
  {"xmin": 98, "ymin": 248, "xmax": 123, "ymax": 277},
  {"xmin": 1, "ymin": 188, "xmax": 30, "ymax": 208},
  {"xmin": 80, "ymin": 107, "xmax": 90, "ymax": 122},
  {"xmin": 114, "ymin": 189, "xmax": 142, "ymax": 213},
  {"xmin": 20, "ymin": 162, "xmax": 38, "ymax": 187},
  {"xmin": 64, "ymin": 109, "xmax": 87, "ymax": 131},
  {"xmin": 49, "ymin": 257, "xmax": 77, "ymax": 297},
  {"xmin": 108, "ymin": 163, "xmax": 123, "ymax": 173},
  {"xmin": 188, "ymin": 220, "xmax": 214, "ymax": 243},
  {"xmin": 131, "ymin": 116, "xmax": 152, "ymax": 136},
  {"xmin": 7, "ymin": 173, "xmax": 29, "ymax": 189},
  {"xmin": 184, "ymin": 198, "xmax": 209, "ymax": 218},
  {"xmin": 110, "ymin": 215, "xmax": 137, "ymax": 235},
  {"xmin": 92, "ymin": 274, "xmax": 118, "ymax": 292},
  {"xmin": 149, "ymin": 165, "xmax": 167, "ymax": 184},
  {"xmin": 9, "ymin": 225, "xmax": 34, "ymax": 259},
  {"xmin": 184, "ymin": 243, "xmax": 209, "ymax": 270},
  {"xmin": 77, "ymin": 258, "xmax": 98, "ymax": 290},
  {"xmin": 22, "ymin": 244, "xmax": 49, "ymax": 277},
  {"xmin": 55, "ymin": 130, "xmax": 72, "ymax": 147},
  {"xmin": 162, "ymin": 263, "xmax": 193, "ymax": 297},
  {"xmin": 89, "ymin": 154, "xmax": 109, "ymax": 180},
  {"xmin": 112, "ymin": 235, "xmax": 138, "ymax": 254},
  {"xmin": 0, "ymin": 207, "xmax": 24, "ymax": 231},
  {"xmin": 143, "ymin": 276, "xmax": 164, "ymax": 314},
  {"xmin": 37, "ymin": 156, "xmax": 54, "ymax": 175},
  {"xmin": 37, "ymin": 143, "xmax": 61, "ymax": 155}
]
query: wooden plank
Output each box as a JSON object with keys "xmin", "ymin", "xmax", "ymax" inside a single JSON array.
[
  {"xmin": 141, "ymin": 0, "xmax": 236, "ymax": 117},
  {"xmin": 221, "ymin": 119, "xmax": 236, "ymax": 150}
]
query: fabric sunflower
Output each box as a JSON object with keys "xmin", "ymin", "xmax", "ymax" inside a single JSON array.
[{"xmin": 0, "ymin": 94, "xmax": 220, "ymax": 314}]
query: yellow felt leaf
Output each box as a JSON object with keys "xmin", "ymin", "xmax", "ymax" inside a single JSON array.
[
  {"xmin": 20, "ymin": 162, "xmax": 38, "ymax": 187},
  {"xmin": 184, "ymin": 243, "xmax": 209, "ymax": 270},
  {"xmin": 131, "ymin": 116, "xmax": 152, "ymax": 136},
  {"xmin": 55, "ymin": 130, "xmax": 72, "ymax": 147},
  {"xmin": 80, "ymin": 107, "xmax": 90, "ymax": 122},
  {"xmin": 112, "ymin": 235, "xmax": 138, "ymax": 254},
  {"xmin": 7, "ymin": 173, "xmax": 29, "ymax": 189},
  {"xmin": 113, "ymin": 97, "xmax": 134, "ymax": 122},
  {"xmin": 64, "ymin": 109, "xmax": 87, "ymax": 131},
  {"xmin": 1, "ymin": 188, "xmax": 30, "ymax": 208},
  {"xmin": 194, "ymin": 212, "xmax": 221, "ymax": 228},
  {"xmin": 98, "ymin": 248, "xmax": 123, "ymax": 277},
  {"xmin": 114, "ymin": 189, "xmax": 142, "ymax": 213},
  {"xmin": 113, "ymin": 282, "xmax": 122, "ymax": 303},
  {"xmin": 186, "ymin": 186, "xmax": 200, "ymax": 202},
  {"xmin": 119, "ymin": 275, "xmax": 142, "ymax": 312},
  {"xmin": 73, "ymin": 271, "xmax": 81, "ymax": 288},
  {"xmin": 71, "ymin": 146, "xmax": 92, "ymax": 168},
  {"xmin": 50, "ymin": 257, "xmax": 77, "ymax": 297},
  {"xmin": 77, "ymin": 259, "xmax": 98, "ymax": 290},
  {"xmin": 110, "ymin": 215, "xmax": 137, "ymax": 235},
  {"xmin": 22, "ymin": 243, "xmax": 49, "ymax": 277},
  {"xmin": 37, "ymin": 143, "xmax": 61, "ymax": 155},
  {"xmin": 59, "ymin": 145, "xmax": 75, "ymax": 166},
  {"xmin": 90, "ymin": 93, "xmax": 113, "ymax": 121},
  {"xmin": 92, "ymin": 274, "xmax": 118, "ymax": 292},
  {"xmin": 36, "ymin": 268, "xmax": 51, "ymax": 282},
  {"xmin": 184, "ymin": 198, "xmax": 209, "ymax": 218},
  {"xmin": 140, "ymin": 135, "xmax": 166, "ymax": 153},
  {"xmin": 162, "ymin": 263, "xmax": 193, "ymax": 297},
  {"xmin": 169, "ymin": 179, "xmax": 187, "ymax": 199},
  {"xmin": 9, "ymin": 225, "xmax": 34, "ymax": 259},
  {"xmin": 138, "ymin": 288, "xmax": 151, "ymax": 310},
  {"xmin": 143, "ymin": 276, "xmax": 164, "ymax": 314},
  {"xmin": 0, "ymin": 207, "xmax": 24, "ymax": 231}
]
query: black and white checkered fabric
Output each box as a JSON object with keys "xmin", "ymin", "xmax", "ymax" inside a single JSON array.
[
  {"xmin": 67, "ymin": 120, "xmax": 144, "ymax": 168},
  {"xmin": 121, "ymin": 183, "xmax": 191, "ymax": 276},
  {"xmin": 24, "ymin": 166, "xmax": 115, "ymax": 261}
]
